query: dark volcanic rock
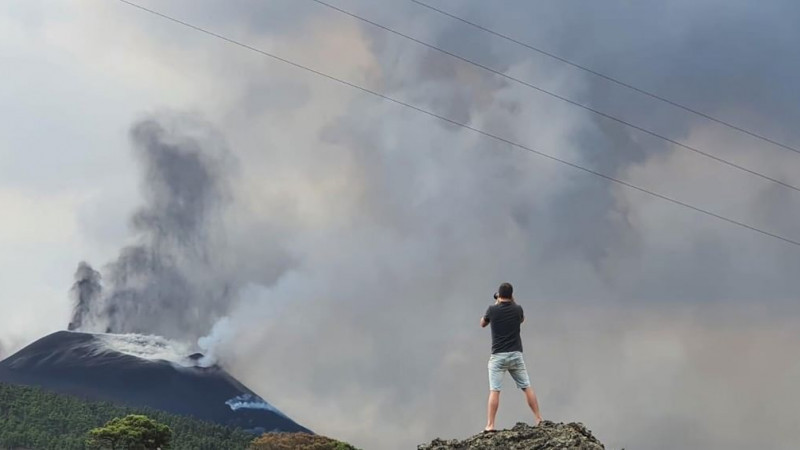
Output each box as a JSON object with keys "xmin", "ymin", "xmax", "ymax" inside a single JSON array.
[
  {"xmin": 418, "ymin": 421, "xmax": 605, "ymax": 450},
  {"xmin": 0, "ymin": 331, "xmax": 310, "ymax": 434}
]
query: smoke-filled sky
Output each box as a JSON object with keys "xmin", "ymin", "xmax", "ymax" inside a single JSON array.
[{"xmin": 2, "ymin": 1, "xmax": 800, "ymax": 448}]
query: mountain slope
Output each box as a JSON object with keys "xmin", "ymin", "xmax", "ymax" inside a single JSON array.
[{"xmin": 0, "ymin": 331, "xmax": 309, "ymax": 434}]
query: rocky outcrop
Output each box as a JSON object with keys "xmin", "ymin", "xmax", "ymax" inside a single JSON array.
[{"xmin": 418, "ymin": 421, "xmax": 605, "ymax": 450}]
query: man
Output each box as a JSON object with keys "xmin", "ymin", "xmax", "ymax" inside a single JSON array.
[{"xmin": 480, "ymin": 282, "xmax": 543, "ymax": 432}]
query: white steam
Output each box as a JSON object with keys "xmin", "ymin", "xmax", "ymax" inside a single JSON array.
[
  {"xmin": 225, "ymin": 393, "xmax": 288, "ymax": 418},
  {"xmin": 95, "ymin": 332, "xmax": 194, "ymax": 366},
  {"xmin": 197, "ymin": 317, "xmax": 233, "ymax": 367}
]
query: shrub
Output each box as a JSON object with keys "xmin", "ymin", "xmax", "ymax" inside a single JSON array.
[{"xmin": 249, "ymin": 432, "xmax": 358, "ymax": 450}]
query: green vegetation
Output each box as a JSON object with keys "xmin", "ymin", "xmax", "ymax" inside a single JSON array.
[
  {"xmin": 0, "ymin": 382, "xmax": 359, "ymax": 450},
  {"xmin": 87, "ymin": 414, "xmax": 172, "ymax": 449},
  {"xmin": 249, "ymin": 432, "xmax": 359, "ymax": 450},
  {"xmin": 0, "ymin": 382, "xmax": 254, "ymax": 449}
]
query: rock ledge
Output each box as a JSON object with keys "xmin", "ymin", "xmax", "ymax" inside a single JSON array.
[{"xmin": 418, "ymin": 420, "xmax": 605, "ymax": 450}]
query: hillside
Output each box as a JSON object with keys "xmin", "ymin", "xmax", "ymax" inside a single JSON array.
[
  {"xmin": 0, "ymin": 381, "xmax": 254, "ymax": 449},
  {"xmin": 418, "ymin": 421, "xmax": 605, "ymax": 450},
  {"xmin": 0, "ymin": 331, "xmax": 309, "ymax": 434}
]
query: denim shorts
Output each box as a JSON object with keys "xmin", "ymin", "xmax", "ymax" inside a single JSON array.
[{"xmin": 488, "ymin": 351, "xmax": 531, "ymax": 391}]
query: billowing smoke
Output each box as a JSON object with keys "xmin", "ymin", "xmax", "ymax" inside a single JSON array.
[
  {"xmin": 67, "ymin": 262, "xmax": 102, "ymax": 331},
  {"xmin": 196, "ymin": 316, "xmax": 232, "ymax": 367},
  {"xmin": 30, "ymin": 2, "xmax": 800, "ymax": 450},
  {"xmin": 69, "ymin": 114, "xmax": 238, "ymax": 341}
]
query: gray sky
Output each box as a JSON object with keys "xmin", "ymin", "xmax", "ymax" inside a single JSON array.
[{"xmin": 1, "ymin": 1, "xmax": 799, "ymax": 449}]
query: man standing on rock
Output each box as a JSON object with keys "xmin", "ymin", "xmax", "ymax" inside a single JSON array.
[{"xmin": 480, "ymin": 282, "xmax": 543, "ymax": 432}]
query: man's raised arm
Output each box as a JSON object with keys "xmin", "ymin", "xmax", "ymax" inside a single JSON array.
[{"xmin": 481, "ymin": 306, "xmax": 491, "ymax": 328}]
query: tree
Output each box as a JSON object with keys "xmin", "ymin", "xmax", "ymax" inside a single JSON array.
[{"xmin": 87, "ymin": 414, "xmax": 172, "ymax": 450}]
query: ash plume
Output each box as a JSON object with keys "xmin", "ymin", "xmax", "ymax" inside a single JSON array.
[
  {"xmin": 27, "ymin": 2, "xmax": 800, "ymax": 449},
  {"xmin": 70, "ymin": 113, "xmax": 237, "ymax": 341},
  {"xmin": 67, "ymin": 262, "xmax": 102, "ymax": 331}
]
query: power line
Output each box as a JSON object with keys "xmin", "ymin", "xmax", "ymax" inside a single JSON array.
[
  {"xmin": 114, "ymin": 0, "xmax": 800, "ymax": 248},
  {"xmin": 410, "ymin": 0, "xmax": 800, "ymax": 157},
  {"xmin": 308, "ymin": 0, "xmax": 800, "ymax": 194}
]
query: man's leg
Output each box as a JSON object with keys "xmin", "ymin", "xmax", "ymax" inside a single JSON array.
[
  {"xmin": 486, "ymin": 354, "xmax": 504, "ymax": 431},
  {"xmin": 508, "ymin": 353, "xmax": 543, "ymax": 425},
  {"xmin": 522, "ymin": 387, "xmax": 543, "ymax": 425},
  {"xmin": 485, "ymin": 390, "xmax": 500, "ymax": 431}
]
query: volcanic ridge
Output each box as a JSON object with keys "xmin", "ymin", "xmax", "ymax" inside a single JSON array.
[{"xmin": 0, "ymin": 330, "xmax": 309, "ymax": 434}]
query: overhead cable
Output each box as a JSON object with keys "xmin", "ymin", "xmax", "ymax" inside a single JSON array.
[
  {"xmin": 307, "ymin": 0, "xmax": 800, "ymax": 194},
  {"xmin": 410, "ymin": 0, "xmax": 800, "ymax": 156},
  {"xmin": 115, "ymin": 0, "xmax": 800, "ymax": 248}
]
